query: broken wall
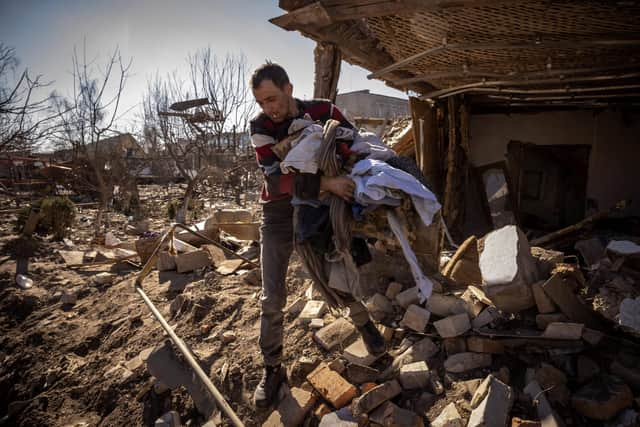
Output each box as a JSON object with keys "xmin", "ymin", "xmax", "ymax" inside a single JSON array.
[{"xmin": 468, "ymin": 109, "xmax": 640, "ymax": 217}]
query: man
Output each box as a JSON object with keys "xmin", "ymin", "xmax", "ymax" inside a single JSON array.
[{"xmin": 250, "ymin": 62, "xmax": 385, "ymax": 408}]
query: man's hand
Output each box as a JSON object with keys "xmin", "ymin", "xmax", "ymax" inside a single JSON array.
[{"xmin": 320, "ymin": 176, "xmax": 355, "ymax": 202}]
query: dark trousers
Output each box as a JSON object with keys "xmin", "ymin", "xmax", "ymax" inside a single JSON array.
[{"xmin": 258, "ymin": 198, "xmax": 370, "ymax": 366}]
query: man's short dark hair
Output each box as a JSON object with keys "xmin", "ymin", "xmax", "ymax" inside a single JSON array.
[{"xmin": 251, "ymin": 62, "xmax": 290, "ymax": 90}]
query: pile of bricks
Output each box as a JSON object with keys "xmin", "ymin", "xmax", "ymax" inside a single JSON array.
[{"xmin": 263, "ymin": 224, "xmax": 640, "ymax": 426}]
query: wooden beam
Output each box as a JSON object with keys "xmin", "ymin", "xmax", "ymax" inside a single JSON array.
[
  {"xmin": 441, "ymin": 96, "xmax": 469, "ymax": 241},
  {"xmin": 281, "ymin": 0, "xmax": 533, "ymax": 19},
  {"xmin": 368, "ymin": 36, "xmax": 640, "ymax": 79},
  {"xmin": 313, "ymin": 42, "xmax": 341, "ymax": 102},
  {"xmin": 288, "ymin": 20, "xmax": 435, "ymax": 94},
  {"xmin": 394, "ymin": 65, "xmax": 640, "ymax": 86},
  {"xmin": 432, "ymin": 83, "xmax": 640, "ymax": 99},
  {"xmin": 487, "ymin": 93, "xmax": 640, "ymax": 102},
  {"xmin": 409, "ymin": 97, "xmax": 441, "ymax": 195},
  {"xmin": 421, "ymin": 72, "xmax": 640, "ymax": 99},
  {"xmin": 270, "ymin": 2, "xmax": 332, "ymax": 30}
]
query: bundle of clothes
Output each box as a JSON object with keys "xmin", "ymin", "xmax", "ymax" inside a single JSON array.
[{"xmin": 274, "ymin": 115, "xmax": 442, "ymax": 309}]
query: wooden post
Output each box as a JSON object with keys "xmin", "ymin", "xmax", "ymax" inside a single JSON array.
[
  {"xmin": 409, "ymin": 97, "xmax": 441, "ymax": 195},
  {"xmin": 442, "ymin": 95, "xmax": 469, "ymax": 242},
  {"xmin": 313, "ymin": 42, "xmax": 341, "ymax": 102}
]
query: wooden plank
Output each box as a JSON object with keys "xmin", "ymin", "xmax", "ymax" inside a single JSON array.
[
  {"xmin": 313, "ymin": 41, "xmax": 341, "ymax": 102},
  {"xmin": 409, "ymin": 97, "xmax": 441, "ymax": 194},
  {"xmin": 270, "ymin": 2, "xmax": 332, "ymax": 30},
  {"xmin": 443, "ymin": 96, "xmax": 459, "ymax": 236}
]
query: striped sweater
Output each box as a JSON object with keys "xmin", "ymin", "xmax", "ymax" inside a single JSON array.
[{"xmin": 250, "ymin": 98, "xmax": 353, "ymax": 202}]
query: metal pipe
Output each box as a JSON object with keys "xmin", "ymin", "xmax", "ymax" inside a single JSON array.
[
  {"xmin": 368, "ymin": 36, "xmax": 640, "ymax": 79},
  {"xmin": 134, "ymin": 223, "xmax": 253, "ymax": 427}
]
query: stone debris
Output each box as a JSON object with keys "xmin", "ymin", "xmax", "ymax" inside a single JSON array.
[
  {"xmin": 467, "ymin": 374, "xmax": 514, "ymax": 427},
  {"xmin": 471, "ymin": 306, "xmax": 500, "ymax": 329},
  {"xmin": 60, "ymin": 290, "xmax": 77, "ymax": 305},
  {"xmin": 263, "ymin": 387, "xmax": 316, "ymax": 427},
  {"xmin": 398, "ymin": 361, "xmax": 430, "ymax": 389},
  {"xmin": 319, "ymin": 407, "xmax": 358, "ymax": 427},
  {"xmin": 443, "ymin": 337, "xmax": 467, "ymax": 355},
  {"xmin": 535, "ymin": 313, "xmax": 568, "ymax": 330},
  {"xmin": 351, "ymin": 379, "xmax": 402, "ymax": 417},
  {"xmin": 618, "ymin": 296, "xmax": 640, "ymax": 333},
  {"xmin": 431, "ymin": 402, "xmax": 463, "ymax": 427},
  {"xmin": 426, "ymin": 294, "xmax": 467, "ymax": 317},
  {"xmin": 433, "ymin": 313, "xmax": 470, "ymax": 338},
  {"xmin": 466, "ymin": 336, "xmax": 505, "ymax": 354},
  {"xmin": 94, "ymin": 272, "xmax": 116, "ymax": 285},
  {"xmin": 8, "ymin": 187, "xmax": 640, "ymax": 427},
  {"xmin": 306, "ymin": 363, "xmax": 357, "ymax": 409},
  {"xmin": 157, "ymin": 251, "xmax": 177, "ymax": 271},
  {"xmin": 369, "ymin": 401, "xmax": 424, "ymax": 427},
  {"xmin": 400, "ymin": 304, "xmax": 431, "ymax": 332},
  {"xmin": 345, "ymin": 363, "xmax": 379, "ymax": 384},
  {"xmin": 215, "ymin": 258, "xmax": 244, "ymax": 275},
  {"xmin": 531, "ymin": 280, "xmax": 556, "ymax": 313},
  {"xmin": 479, "ymin": 225, "xmax": 539, "ymax": 313},
  {"xmin": 313, "ymin": 317, "xmax": 357, "ymax": 351},
  {"xmin": 395, "ymin": 286, "xmax": 422, "ymax": 309},
  {"xmin": 367, "ymin": 293, "xmax": 394, "ymax": 320},
  {"xmin": 606, "ymin": 240, "xmax": 640, "ymax": 256},
  {"xmin": 286, "ymin": 297, "xmax": 306, "ymax": 316},
  {"xmin": 299, "ymin": 300, "xmax": 327, "ymax": 321},
  {"xmin": 444, "ymin": 352, "xmax": 492, "ymax": 373},
  {"xmin": 309, "ymin": 318, "xmax": 324, "ymax": 329},
  {"xmin": 175, "ymin": 250, "xmax": 212, "ymax": 273},
  {"xmin": 574, "ymin": 237, "xmax": 605, "ymax": 266},
  {"xmin": 571, "ymin": 375, "xmax": 634, "ymax": 421},
  {"xmin": 385, "ymin": 281, "xmax": 403, "ymax": 300},
  {"xmin": 541, "ymin": 322, "xmax": 584, "ymax": 339},
  {"xmin": 343, "ymin": 338, "xmax": 382, "ymax": 366}
]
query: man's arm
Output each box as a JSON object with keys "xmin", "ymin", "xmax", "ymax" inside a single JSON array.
[
  {"xmin": 251, "ymin": 119, "xmax": 294, "ymax": 199},
  {"xmin": 320, "ymin": 175, "xmax": 355, "ymax": 202}
]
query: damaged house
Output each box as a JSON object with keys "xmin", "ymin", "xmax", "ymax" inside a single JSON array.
[
  {"xmin": 261, "ymin": 1, "xmax": 640, "ymax": 426},
  {"xmin": 273, "ymin": 0, "xmax": 640, "ymax": 240}
]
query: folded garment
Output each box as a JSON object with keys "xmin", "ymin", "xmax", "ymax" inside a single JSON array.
[
  {"xmin": 350, "ymin": 159, "xmax": 441, "ymax": 226},
  {"xmin": 350, "ymin": 131, "xmax": 396, "ymax": 161}
]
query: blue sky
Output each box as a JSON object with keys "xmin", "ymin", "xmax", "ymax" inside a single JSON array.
[{"xmin": 0, "ymin": 0, "xmax": 407, "ymax": 131}]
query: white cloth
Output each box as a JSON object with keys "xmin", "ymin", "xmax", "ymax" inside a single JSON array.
[
  {"xmin": 280, "ymin": 124, "xmax": 324, "ymax": 174},
  {"xmin": 349, "ymin": 159, "xmax": 441, "ymax": 227},
  {"xmin": 351, "ymin": 131, "xmax": 396, "ymax": 161},
  {"xmin": 387, "ymin": 211, "xmax": 433, "ymax": 301}
]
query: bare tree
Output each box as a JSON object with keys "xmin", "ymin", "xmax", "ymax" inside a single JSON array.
[
  {"xmin": 55, "ymin": 44, "xmax": 133, "ymax": 234},
  {"xmin": 187, "ymin": 48, "xmax": 256, "ymax": 151},
  {"xmin": 0, "ymin": 44, "xmax": 66, "ymax": 154},
  {"xmin": 142, "ymin": 49, "xmax": 256, "ymax": 222}
]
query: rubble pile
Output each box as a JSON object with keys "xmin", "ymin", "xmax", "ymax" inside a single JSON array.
[
  {"xmin": 1, "ymin": 184, "xmax": 639, "ymax": 427},
  {"xmin": 259, "ymin": 224, "xmax": 640, "ymax": 427}
]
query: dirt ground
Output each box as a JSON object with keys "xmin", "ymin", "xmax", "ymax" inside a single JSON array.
[
  {"xmin": 0, "ymin": 185, "xmax": 301, "ymax": 427},
  {"xmin": 1, "ymin": 185, "xmax": 639, "ymax": 427}
]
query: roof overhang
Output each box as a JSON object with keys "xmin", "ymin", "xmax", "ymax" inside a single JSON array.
[{"xmin": 272, "ymin": 0, "xmax": 640, "ymax": 109}]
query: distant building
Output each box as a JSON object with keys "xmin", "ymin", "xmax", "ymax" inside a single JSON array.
[
  {"xmin": 336, "ymin": 89, "xmax": 409, "ymax": 121},
  {"xmin": 53, "ymin": 133, "xmax": 145, "ymax": 163}
]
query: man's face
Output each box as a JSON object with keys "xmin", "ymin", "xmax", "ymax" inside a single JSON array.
[{"xmin": 252, "ymin": 79, "xmax": 293, "ymax": 123}]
